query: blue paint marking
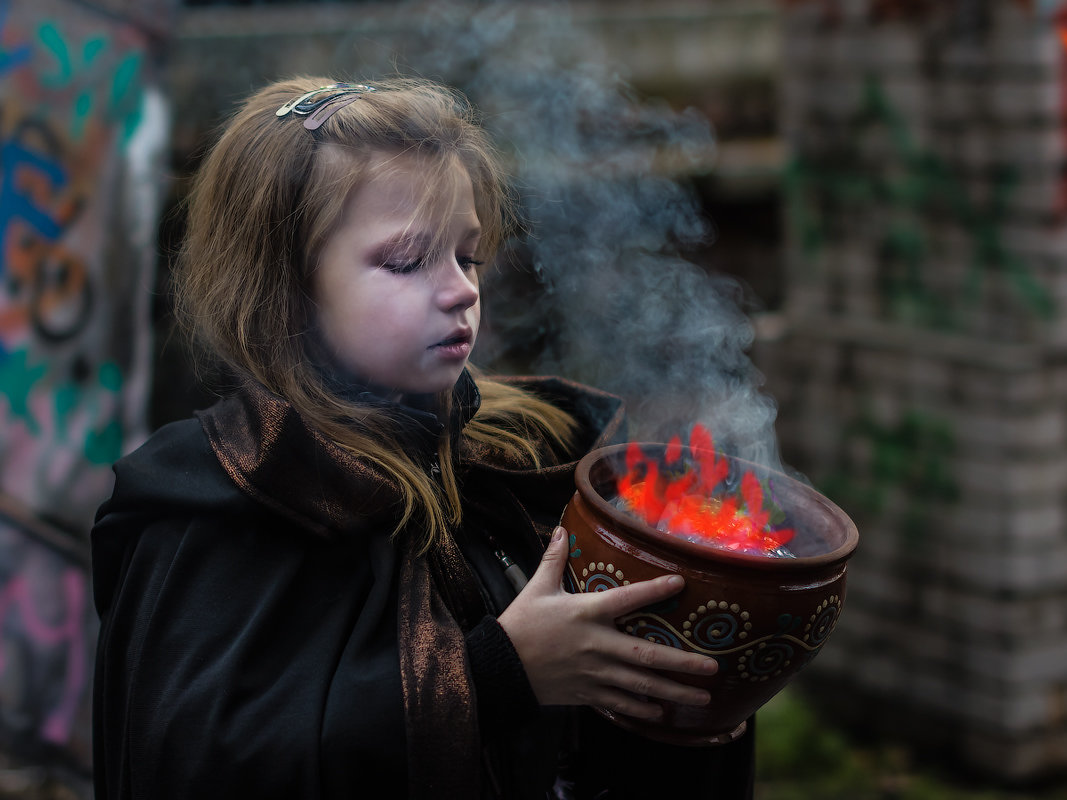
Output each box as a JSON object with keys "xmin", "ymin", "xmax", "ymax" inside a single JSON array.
[
  {"xmin": 0, "ymin": 138, "xmax": 66, "ymax": 276},
  {"xmin": 0, "ymin": 0, "xmax": 31, "ymax": 77}
]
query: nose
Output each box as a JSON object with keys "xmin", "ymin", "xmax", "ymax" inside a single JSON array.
[{"xmin": 436, "ymin": 258, "xmax": 479, "ymax": 313}]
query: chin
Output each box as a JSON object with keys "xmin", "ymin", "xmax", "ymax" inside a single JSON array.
[{"xmin": 402, "ymin": 370, "xmax": 466, "ymax": 397}]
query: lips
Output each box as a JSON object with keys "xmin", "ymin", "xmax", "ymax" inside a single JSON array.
[{"xmin": 433, "ymin": 329, "xmax": 472, "ymax": 348}]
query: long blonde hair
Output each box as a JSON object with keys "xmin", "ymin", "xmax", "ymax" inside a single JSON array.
[{"xmin": 175, "ymin": 76, "xmax": 576, "ymax": 550}]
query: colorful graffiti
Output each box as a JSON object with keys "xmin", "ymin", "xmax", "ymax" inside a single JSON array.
[
  {"xmin": 0, "ymin": 0, "xmax": 168, "ymax": 774},
  {"xmin": 0, "ymin": 0, "xmax": 161, "ymax": 528},
  {"xmin": 0, "ymin": 511, "xmax": 91, "ymax": 761},
  {"xmin": 36, "ymin": 19, "xmax": 145, "ymax": 143}
]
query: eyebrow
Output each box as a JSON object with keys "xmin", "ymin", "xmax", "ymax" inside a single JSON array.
[{"xmin": 375, "ymin": 226, "xmax": 482, "ymax": 251}]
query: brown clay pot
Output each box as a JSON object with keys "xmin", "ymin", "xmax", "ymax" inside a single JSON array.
[{"xmin": 560, "ymin": 443, "xmax": 859, "ymax": 746}]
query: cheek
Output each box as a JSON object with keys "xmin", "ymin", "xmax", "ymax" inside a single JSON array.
[{"xmin": 314, "ymin": 279, "xmax": 377, "ymax": 355}]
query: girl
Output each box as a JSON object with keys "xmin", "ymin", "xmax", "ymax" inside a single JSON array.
[{"xmin": 91, "ymin": 76, "xmax": 755, "ymax": 799}]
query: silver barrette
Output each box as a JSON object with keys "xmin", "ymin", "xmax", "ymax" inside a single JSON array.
[{"xmin": 276, "ymin": 83, "xmax": 377, "ymax": 131}]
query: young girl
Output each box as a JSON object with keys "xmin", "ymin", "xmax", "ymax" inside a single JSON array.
[{"xmin": 91, "ymin": 76, "xmax": 755, "ymax": 799}]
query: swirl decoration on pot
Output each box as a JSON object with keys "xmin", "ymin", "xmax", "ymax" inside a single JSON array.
[
  {"xmin": 616, "ymin": 594, "xmax": 843, "ymax": 671},
  {"xmin": 577, "ymin": 561, "xmax": 629, "ymax": 592},
  {"xmin": 805, "ymin": 595, "xmax": 841, "ymax": 647},
  {"xmin": 625, "ymin": 618, "xmax": 684, "ymax": 649},
  {"xmin": 738, "ymin": 641, "xmax": 794, "ymax": 681}
]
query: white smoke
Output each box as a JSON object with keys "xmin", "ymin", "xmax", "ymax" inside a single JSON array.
[{"xmin": 399, "ymin": 2, "xmax": 781, "ymax": 468}]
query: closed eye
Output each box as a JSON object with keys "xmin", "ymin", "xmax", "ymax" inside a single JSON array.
[
  {"xmin": 382, "ymin": 257, "xmax": 425, "ymax": 275},
  {"xmin": 458, "ymin": 255, "xmax": 484, "ymax": 271}
]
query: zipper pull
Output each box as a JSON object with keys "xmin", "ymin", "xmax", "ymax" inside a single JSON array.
[{"xmin": 494, "ymin": 549, "xmax": 529, "ymax": 593}]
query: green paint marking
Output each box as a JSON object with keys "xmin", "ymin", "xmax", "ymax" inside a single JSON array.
[
  {"xmin": 98, "ymin": 361, "xmax": 122, "ymax": 392},
  {"xmin": 37, "ymin": 22, "xmax": 71, "ymax": 86},
  {"xmin": 53, "ymin": 382, "xmax": 80, "ymax": 441},
  {"xmin": 0, "ymin": 348, "xmax": 48, "ymax": 434},
  {"xmin": 83, "ymin": 36, "xmax": 106, "ymax": 65},
  {"xmin": 85, "ymin": 418, "xmax": 123, "ymax": 465},
  {"xmin": 110, "ymin": 53, "xmax": 144, "ymax": 142},
  {"xmin": 109, "ymin": 52, "xmax": 141, "ymax": 107}
]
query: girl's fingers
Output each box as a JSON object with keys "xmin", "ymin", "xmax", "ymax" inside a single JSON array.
[
  {"xmin": 585, "ymin": 573, "xmax": 687, "ymax": 619},
  {"xmin": 506, "ymin": 536, "xmax": 719, "ymax": 710},
  {"xmin": 524, "ymin": 525, "xmax": 570, "ymax": 592},
  {"xmin": 611, "ymin": 635, "xmax": 720, "ymax": 677},
  {"xmin": 597, "ymin": 664, "xmax": 713, "ymax": 706},
  {"xmin": 593, "ymin": 688, "xmax": 667, "ymax": 721},
  {"xmin": 581, "ymin": 616, "xmax": 719, "ymax": 677}
]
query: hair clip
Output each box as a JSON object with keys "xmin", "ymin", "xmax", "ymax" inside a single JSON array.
[{"xmin": 275, "ymin": 83, "xmax": 377, "ymax": 130}]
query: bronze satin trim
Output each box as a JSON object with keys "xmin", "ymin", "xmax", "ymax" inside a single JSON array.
[
  {"xmin": 399, "ymin": 538, "xmax": 481, "ymax": 798},
  {"xmin": 200, "ymin": 384, "xmax": 488, "ymax": 796}
]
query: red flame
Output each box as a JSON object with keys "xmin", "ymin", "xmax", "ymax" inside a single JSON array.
[{"xmin": 616, "ymin": 424, "xmax": 795, "ymax": 556}]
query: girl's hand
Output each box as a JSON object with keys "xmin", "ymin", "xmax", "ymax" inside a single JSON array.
[{"xmin": 497, "ymin": 526, "xmax": 719, "ymax": 720}]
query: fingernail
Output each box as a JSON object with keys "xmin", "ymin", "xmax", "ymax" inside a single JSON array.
[
  {"xmin": 666, "ymin": 575, "xmax": 683, "ymax": 588},
  {"xmin": 552, "ymin": 526, "xmax": 565, "ymax": 542},
  {"xmin": 702, "ymin": 658, "xmax": 719, "ymax": 674}
]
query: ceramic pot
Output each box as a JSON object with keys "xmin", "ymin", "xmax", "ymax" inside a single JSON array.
[{"xmin": 560, "ymin": 443, "xmax": 859, "ymax": 746}]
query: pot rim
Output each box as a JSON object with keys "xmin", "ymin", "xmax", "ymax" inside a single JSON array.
[{"xmin": 574, "ymin": 443, "xmax": 860, "ymax": 571}]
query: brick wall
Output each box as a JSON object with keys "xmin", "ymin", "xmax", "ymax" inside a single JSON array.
[{"xmin": 759, "ymin": 0, "xmax": 1067, "ymax": 781}]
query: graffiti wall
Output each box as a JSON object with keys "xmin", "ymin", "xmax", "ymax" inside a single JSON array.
[{"xmin": 0, "ymin": 0, "xmax": 170, "ymax": 774}]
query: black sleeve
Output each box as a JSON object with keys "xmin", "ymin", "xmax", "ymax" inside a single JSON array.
[{"xmin": 465, "ymin": 614, "xmax": 540, "ymax": 734}]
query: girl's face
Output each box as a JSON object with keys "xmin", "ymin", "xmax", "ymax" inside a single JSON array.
[{"xmin": 312, "ymin": 155, "xmax": 482, "ymax": 400}]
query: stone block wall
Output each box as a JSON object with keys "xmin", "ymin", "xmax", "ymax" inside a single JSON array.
[{"xmin": 758, "ymin": 0, "xmax": 1067, "ymax": 781}]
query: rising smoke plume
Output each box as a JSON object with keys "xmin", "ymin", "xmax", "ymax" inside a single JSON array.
[{"xmin": 402, "ymin": 2, "xmax": 782, "ymax": 469}]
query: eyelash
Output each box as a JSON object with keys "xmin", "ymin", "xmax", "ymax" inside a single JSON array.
[
  {"xmin": 384, "ymin": 258, "xmax": 424, "ymax": 275},
  {"xmin": 383, "ymin": 255, "xmax": 484, "ymax": 275}
]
